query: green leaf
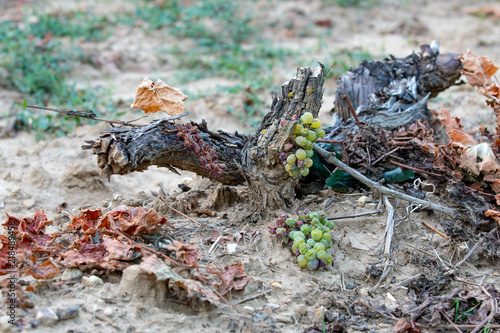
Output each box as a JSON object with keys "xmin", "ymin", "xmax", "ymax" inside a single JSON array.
[
  {"xmin": 326, "ymin": 169, "xmax": 357, "ymax": 192},
  {"xmin": 382, "ymin": 167, "xmax": 414, "ymax": 184}
]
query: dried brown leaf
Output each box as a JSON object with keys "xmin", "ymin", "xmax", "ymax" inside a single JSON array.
[
  {"xmin": 485, "ymin": 209, "xmax": 500, "ymax": 227},
  {"xmin": 20, "ymin": 252, "xmax": 60, "ymax": 280},
  {"xmin": 440, "ymin": 108, "xmax": 477, "ymax": 146},
  {"xmin": 393, "ymin": 319, "xmax": 422, "ymax": 333},
  {"xmin": 464, "ymin": 5, "xmax": 500, "ymax": 19},
  {"xmin": 139, "ymin": 255, "xmax": 220, "ymax": 305},
  {"xmin": 166, "ymin": 240, "xmax": 199, "ymax": 268},
  {"xmin": 206, "ymin": 262, "xmax": 251, "ymax": 295},
  {"xmin": 130, "ymin": 78, "xmax": 188, "ymax": 115},
  {"xmin": 459, "ymin": 49, "xmax": 499, "ymax": 87}
]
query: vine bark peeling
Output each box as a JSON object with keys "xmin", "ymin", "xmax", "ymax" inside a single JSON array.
[{"xmin": 83, "ymin": 66, "xmax": 326, "ymax": 208}]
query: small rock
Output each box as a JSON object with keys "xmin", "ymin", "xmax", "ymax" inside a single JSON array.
[
  {"xmin": 57, "ymin": 305, "xmax": 80, "ymax": 320},
  {"xmin": 262, "ymin": 306, "xmax": 274, "ymax": 316},
  {"xmin": 82, "ymin": 275, "xmax": 103, "ymax": 287},
  {"xmin": 226, "ymin": 243, "xmax": 237, "ymax": 254},
  {"xmin": 270, "ymin": 281, "xmax": 282, "ymax": 289},
  {"xmin": 266, "ymin": 303, "xmax": 280, "ymax": 310},
  {"xmin": 118, "ymin": 265, "xmax": 168, "ymax": 307},
  {"xmin": 36, "ymin": 308, "xmax": 59, "ymax": 325},
  {"xmin": 243, "ymin": 306, "xmax": 255, "ymax": 314},
  {"xmin": 350, "ymin": 238, "xmax": 370, "ymax": 251},
  {"xmin": 61, "ymin": 268, "xmax": 83, "ymax": 281},
  {"xmin": 292, "ymin": 303, "xmax": 307, "ymax": 317},
  {"xmin": 274, "ymin": 312, "xmax": 294, "ymax": 323},
  {"xmin": 357, "ymin": 195, "xmax": 371, "ymax": 206},
  {"xmin": 103, "ymin": 307, "xmax": 114, "ymax": 316},
  {"xmin": 22, "ymin": 198, "xmax": 35, "ymax": 209},
  {"xmin": 182, "ymin": 177, "xmax": 194, "ymax": 185}
]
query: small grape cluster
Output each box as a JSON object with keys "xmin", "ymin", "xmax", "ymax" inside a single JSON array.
[
  {"xmin": 177, "ymin": 123, "xmax": 226, "ymax": 177},
  {"xmin": 279, "ymin": 112, "xmax": 325, "ymax": 178},
  {"xmin": 268, "ymin": 209, "xmax": 334, "ymax": 270}
]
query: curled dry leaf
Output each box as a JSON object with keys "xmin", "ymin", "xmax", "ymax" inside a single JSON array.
[
  {"xmin": 130, "ymin": 78, "xmax": 188, "ymax": 115},
  {"xmin": 19, "ymin": 252, "xmax": 60, "ymax": 280},
  {"xmin": 485, "ymin": 209, "xmax": 500, "ymax": 227},
  {"xmin": 458, "ymin": 49, "xmax": 499, "ymax": 88},
  {"xmin": 166, "ymin": 240, "xmax": 199, "ymax": 268},
  {"xmin": 3, "ymin": 210, "xmax": 56, "ymax": 249},
  {"xmin": 139, "ymin": 255, "xmax": 220, "ymax": 305},
  {"xmin": 393, "ymin": 319, "xmax": 422, "ymax": 333},
  {"xmin": 206, "ymin": 262, "xmax": 251, "ymax": 295}
]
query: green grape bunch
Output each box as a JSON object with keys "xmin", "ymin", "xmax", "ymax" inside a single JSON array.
[
  {"xmin": 279, "ymin": 112, "xmax": 325, "ymax": 178},
  {"xmin": 268, "ymin": 209, "xmax": 334, "ymax": 270}
]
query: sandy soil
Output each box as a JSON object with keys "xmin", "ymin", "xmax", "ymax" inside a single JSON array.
[{"xmin": 1, "ymin": 1, "xmax": 500, "ymax": 332}]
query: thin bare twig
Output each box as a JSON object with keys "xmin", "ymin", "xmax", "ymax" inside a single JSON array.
[
  {"xmin": 441, "ymin": 310, "xmax": 464, "ymax": 333},
  {"xmin": 382, "ymin": 196, "xmax": 395, "ymax": 256},
  {"xmin": 341, "ymin": 94, "xmax": 362, "ymax": 125},
  {"xmin": 327, "ymin": 210, "xmax": 382, "ymax": 220},
  {"xmin": 313, "ymin": 144, "xmax": 457, "ymax": 216},
  {"xmin": 422, "ymin": 222, "xmax": 449, "ymax": 239},
  {"xmin": 26, "ymin": 105, "xmax": 149, "ymax": 127},
  {"xmin": 390, "ymin": 160, "xmax": 442, "ymax": 177},
  {"xmin": 158, "ymin": 196, "xmax": 203, "ymax": 226}
]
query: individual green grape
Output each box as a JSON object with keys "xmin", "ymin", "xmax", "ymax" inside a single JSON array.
[
  {"xmin": 295, "ymin": 149, "xmax": 306, "ymax": 160},
  {"xmin": 292, "ymin": 231, "xmax": 305, "ymax": 240},
  {"xmin": 297, "ymin": 254, "xmax": 308, "ymax": 268},
  {"xmin": 288, "ymin": 230, "xmax": 296, "ymax": 239},
  {"xmin": 286, "ymin": 154, "xmax": 297, "ymax": 165},
  {"xmin": 300, "ymin": 168, "xmax": 309, "ymax": 177},
  {"xmin": 284, "ymin": 164, "xmax": 292, "ymax": 172},
  {"xmin": 295, "ymin": 136, "xmax": 307, "ymax": 147},
  {"xmin": 299, "ymin": 243, "xmax": 309, "ymax": 255},
  {"xmin": 304, "ymin": 157, "xmax": 313, "ymax": 168},
  {"xmin": 306, "ymin": 130, "xmax": 317, "ymax": 142},
  {"xmin": 294, "ymin": 124, "xmax": 304, "ymax": 135},
  {"xmin": 311, "ymin": 119, "xmax": 321, "ymax": 129},
  {"xmin": 315, "ymin": 128, "xmax": 326, "ymax": 138},
  {"xmin": 289, "ymin": 168, "xmax": 300, "ymax": 177},
  {"xmin": 304, "ymin": 140, "xmax": 313, "ymax": 150},
  {"xmin": 307, "ymin": 212, "xmax": 318, "ymax": 220},
  {"xmin": 305, "ymin": 249, "xmax": 317, "ymax": 261},
  {"xmin": 316, "ymin": 249, "xmax": 327, "ymax": 260},
  {"xmin": 300, "ymin": 128, "xmax": 309, "ymax": 136},
  {"xmin": 313, "ymin": 242, "xmax": 326, "ymax": 252},
  {"xmin": 300, "ymin": 224, "xmax": 311, "ymax": 236},
  {"xmin": 292, "ymin": 237, "xmax": 305, "ymax": 251},
  {"xmin": 307, "ymin": 238, "xmax": 316, "ymax": 248},
  {"xmin": 326, "ymin": 221, "xmax": 335, "ymax": 230},
  {"xmin": 324, "ymin": 254, "xmax": 333, "ymax": 265},
  {"xmin": 311, "ymin": 217, "xmax": 320, "ymax": 225},
  {"xmin": 311, "ymin": 228, "xmax": 323, "ymax": 242},
  {"xmin": 320, "ymin": 239, "xmax": 332, "ymax": 249},
  {"xmin": 300, "ymin": 112, "xmax": 314, "ymax": 124},
  {"xmin": 307, "ymin": 258, "xmax": 319, "ymax": 270},
  {"xmin": 322, "ymin": 232, "xmax": 331, "ymax": 241},
  {"xmin": 305, "ymin": 149, "xmax": 314, "ymax": 158},
  {"xmin": 285, "ymin": 218, "xmax": 296, "ymax": 227},
  {"xmin": 317, "ymin": 210, "xmax": 327, "ymax": 220}
]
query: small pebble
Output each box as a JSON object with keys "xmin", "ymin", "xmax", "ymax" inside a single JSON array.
[
  {"xmin": 243, "ymin": 306, "xmax": 255, "ymax": 314},
  {"xmin": 61, "ymin": 268, "xmax": 83, "ymax": 281},
  {"xmin": 292, "ymin": 303, "xmax": 307, "ymax": 317},
  {"xmin": 36, "ymin": 308, "xmax": 59, "ymax": 325},
  {"xmin": 270, "ymin": 281, "xmax": 282, "ymax": 289},
  {"xmin": 22, "ymin": 198, "xmax": 35, "ymax": 209},
  {"xmin": 182, "ymin": 177, "xmax": 194, "ymax": 185},
  {"xmin": 103, "ymin": 307, "xmax": 114, "ymax": 316},
  {"xmin": 57, "ymin": 305, "xmax": 80, "ymax": 320},
  {"xmin": 82, "ymin": 275, "xmax": 103, "ymax": 287},
  {"xmin": 357, "ymin": 196, "xmax": 370, "ymax": 206},
  {"xmin": 226, "ymin": 243, "xmax": 237, "ymax": 254}
]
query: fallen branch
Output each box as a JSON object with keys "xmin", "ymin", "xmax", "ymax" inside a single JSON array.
[
  {"xmin": 327, "ymin": 210, "xmax": 382, "ymax": 220},
  {"xmin": 382, "ymin": 196, "xmax": 395, "ymax": 256},
  {"xmin": 313, "ymin": 144, "xmax": 458, "ymax": 217}
]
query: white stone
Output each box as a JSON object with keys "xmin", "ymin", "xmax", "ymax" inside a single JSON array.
[
  {"xmin": 226, "ymin": 243, "xmax": 237, "ymax": 254},
  {"xmin": 61, "ymin": 268, "xmax": 83, "ymax": 281},
  {"xmin": 182, "ymin": 177, "xmax": 194, "ymax": 185},
  {"xmin": 243, "ymin": 306, "xmax": 255, "ymax": 314},
  {"xmin": 82, "ymin": 275, "xmax": 103, "ymax": 287},
  {"xmin": 22, "ymin": 198, "xmax": 35, "ymax": 209},
  {"xmin": 357, "ymin": 196, "xmax": 370, "ymax": 206},
  {"xmin": 103, "ymin": 307, "xmax": 113, "ymax": 316},
  {"xmin": 36, "ymin": 308, "xmax": 59, "ymax": 325},
  {"xmin": 270, "ymin": 281, "xmax": 282, "ymax": 289}
]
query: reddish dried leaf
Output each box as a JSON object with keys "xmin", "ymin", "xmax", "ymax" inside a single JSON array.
[
  {"xmin": 68, "ymin": 209, "xmax": 102, "ymax": 235},
  {"xmin": 206, "ymin": 262, "xmax": 251, "ymax": 295},
  {"xmin": 130, "ymin": 78, "xmax": 188, "ymax": 115},
  {"xmin": 485, "ymin": 209, "xmax": 500, "ymax": 227},
  {"xmin": 393, "ymin": 319, "xmax": 422, "ymax": 333},
  {"xmin": 440, "ymin": 109, "xmax": 477, "ymax": 146},
  {"xmin": 20, "ymin": 253, "xmax": 60, "ymax": 280},
  {"xmin": 100, "ymin": 205, "xmax": 171, "ymax": 236},
  {"xmin": 459, "ymin": 49, "xmax": 499, "ymax": 87},
  {"xmin": 2, "ymin": 211, "xmax": 55, "ymax": 250},
  {"xmin": 0, "ymin": 235, "xmax": 13, "ymax": 275},
  {"xmin": 166, "ymin": 240, "xmax": 199, "ymax": 268},
  {"xmin": 102, "ymin": 235, "xmax": 133, "ymax": 261}
]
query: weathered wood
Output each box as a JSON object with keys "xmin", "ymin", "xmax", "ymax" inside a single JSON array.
[{"xmin": 82, "ymin": 118, "xmax": 248, "ymax": 186}]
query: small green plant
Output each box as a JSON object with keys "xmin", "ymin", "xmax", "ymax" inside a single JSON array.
[
  {"xmin": 451, "ymin": 298, "xmax": 481, "ymax": 323},
  {"xmin": 0, "ymin": 11, "xmax": 115, "ymax": 138}
]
